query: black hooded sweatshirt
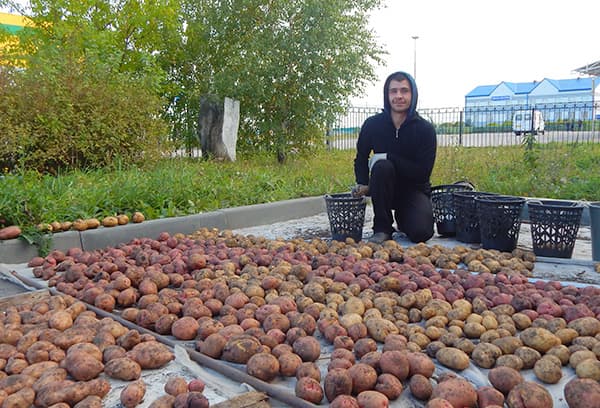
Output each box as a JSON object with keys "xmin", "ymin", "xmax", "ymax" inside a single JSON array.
[{"xmin": 354, "ymin": 71, "xmax": 437, "ymax": 193}]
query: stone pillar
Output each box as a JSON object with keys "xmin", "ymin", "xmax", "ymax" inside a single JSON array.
[{"xmin": 197, "ymin": 96, "xmax": 239, "ymax": 161}]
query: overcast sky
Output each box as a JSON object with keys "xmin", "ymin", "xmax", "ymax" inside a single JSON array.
[{"xmin": 355, "ymin": 0, "xmax": 600, "ymax": 108}]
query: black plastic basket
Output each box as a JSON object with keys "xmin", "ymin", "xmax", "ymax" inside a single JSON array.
[
  {"xmin": 324, "ymin": 193, "xmax": 366, "ymax": 242},
  {"xmin": 454, "ymin": 191, "xmax": 497, "ymax": 243},
  {"xmin": 528, "ymin": 200, "xmax": 584, "ymax": 258},
  {"xmin": 431, "ymin": 183, "xmax": 476, "ymax": 236},
  {"xmin": 476, "ymin": 195, "xmax": 526, "ymax": 252}
]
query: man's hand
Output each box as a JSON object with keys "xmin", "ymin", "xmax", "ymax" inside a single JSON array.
[
  {"xmin": 351, "ymin": 184, "xmax": 369, "ymax": 197},
  {"xmin": 369, "ymin": 153, "xmax": 387, "ymax": 171}
]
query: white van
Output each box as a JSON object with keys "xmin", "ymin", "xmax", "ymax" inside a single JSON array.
[{"xmin": 513, "ymin": 110, "xmax": 545, "ymax": 136}]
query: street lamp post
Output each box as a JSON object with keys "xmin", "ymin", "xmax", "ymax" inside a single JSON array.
[{"xmin": 411, "ymin": 35, "xmax": 419, "ymax": 80}]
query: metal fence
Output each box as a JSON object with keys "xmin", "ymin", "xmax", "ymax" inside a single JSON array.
[{"xmin": 326, "ymin": 102, "xmax": 600, "ymax": 150}]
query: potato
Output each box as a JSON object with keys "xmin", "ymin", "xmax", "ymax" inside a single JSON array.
[
  {"xmin": 568, "ymin": 317, "xmax": 600, "ymax": 337},
  {"xmin": 63, "ymin": 350, "xmax": 104, "ymax": 381},
  {"xmin": 488, "ymin": 366, "xmax": 524, "ymax": 394},
  {"xmin": 278, "ymin": 352, "xmax": 302, "ymax": 377},
  {"xmin": 104, "ymin": 357, "xmax": 141, "ymax": 381},
  {"xmin": 246, "ymin": 352, "xmax": 280, "ymax": 382},
  {"xmin": 198, "ymin": 333, "xmax": 227, "ymax": 359},
  {"xmin": 0, "ymin": 225, "xmax": 21, "ymax": 240},
  {"xmin": 2, "ymin": 386, "xmax": 34, "ymax": 408},
  {"xmin": 435, "ymin": 347, "xmax": 470, "ymax": 371},
  {"xmin": 506, "ymin": 381, "xmax": 553, "ymax": 408},
  {"xmin": 356, "ymin": 390, "xmax": 389, "ymax": 408},
  {"xmin": 171, "ymin": 316, "xmax": 199, "ymax": 340},
  {"xmin": 222, "ymin": 336, "xmax": 262, "ymax": 364},
  {"xmin": 407, "ymin": 352, "xmax": 435, "ymax": 377},
  {"xmin": 73, "ymin": 395, "xmax": 103, "ymax": 408},
  {"xmin": 365, "ymin": 318, "xmax": 399, "ymax": 342},
  {"xmin": 569, "ymin": 350, "xmax": 597, "ymax": 369},
  {"xmin": 514, "ymin": 346, "xmax": 541, "ymax": 369},
  {"xmin": 120, "ymin": 379, "xmax": 146, "ymax": 408},
  {"xmin": 165, "ymin": 376, "xmax": 188, "ymax": 396},
  {"xmin": 325, "ymin": 368, "xmax": 353, "ymax": 402},
  {"xmin": 348, "ymin": 363, "xmax": 378, "ymax": 395},
  {"xmin": 132, "ymin": 212, "xmax": 145, "ymax": 223},
  {"xmin": 32, "ymin": 368, "xmax": 67, "ymax": 392},
  {"xmin": 431, "ymin": 378, "xmax": 477, "ymax": 408},
  {"xmin": 519, "ymin": 327, "xmax": 561, "ymax": 353},
  {"xmin": 575, "ymin": 358, "xmax": 600, "ymax": 380},
  {"xmin": 102, "ymin": 216, "xmax": 119, "ymax": 227},
  {"xmin": 34, "ymin": 378, "xmax": 111, "ymax": 407},
  {"xmin": 354, "ymin": 338, "xmax": 378, "ymax": 359},
  {"xmin": 564, "ymin": 378, "xmax": 600, "ymax": 408},
  {"xmin": 374, "ymin": 373, "xmax": 402, "ymax": 400},
  {"xmin": 295, "ymin": 376, "xmax": 324, "ymax": 404},
  {"xmin": 20, "ymin": 361, "xmax": 58, "ymax": 379},
  {"xmin": 426, "ymin": 398, "xmax": 454, "ymax": 408},
  {"xmin": 126, "ymin": 341, "xmax": 174, "ymax": 369},
  {"xmin": 379, "ymin": 350, "xmax": 409, "ymax": 380},
  {"xmin": 330, "ymin": 395, "xmax": 360, "ymax": 408},
  {"xmin": 292, "ymin": 336, "xmax": 321, "ymax": 362},
  {"xmin": 471, "ymin": 342, "xmax": 502, "ymax": 369},
  {"xmin": 533, "ymin": 356, "xmax": 562, "ymax": 384},
  {"xmin": 296, "ymin": 362, "xmax": 321, "ymax": 382},
  {"xmin": 409, "ymin": 374, "xmax": 432, "ymax": 400},
  {"xmin": 48, "ymin": 310, "xmax": 74, "ymax": 331},
  {"xmin": 148, "ymin": 395, "xmax": 176, "ymax": 408},
  {"xmin": 476, "ymin": 386, "xmax": 505, "ymax": 408}
]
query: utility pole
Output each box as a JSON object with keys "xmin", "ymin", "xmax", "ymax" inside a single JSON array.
[{"xmin": 411, "ymin": 35, "xmax": 419, "ymax": 80}]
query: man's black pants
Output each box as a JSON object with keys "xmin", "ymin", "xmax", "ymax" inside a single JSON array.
[{"xmin": 369, "ymin": 159, "xmax": 434, "ymax": 243}]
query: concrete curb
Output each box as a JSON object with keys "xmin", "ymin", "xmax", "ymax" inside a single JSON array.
[{"xmin": 0, "ymin": 196, "xmax": 327, "ymax": 264}]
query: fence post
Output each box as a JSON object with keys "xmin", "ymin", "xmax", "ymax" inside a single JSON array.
[{"xmin": 459, "ymin": 110, "xmax": 463, "ymax": 146}]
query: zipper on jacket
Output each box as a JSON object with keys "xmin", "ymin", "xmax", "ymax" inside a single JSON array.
[{"xmin": 396, "ymin": 128, "xmax": 400, "ymax": 138}]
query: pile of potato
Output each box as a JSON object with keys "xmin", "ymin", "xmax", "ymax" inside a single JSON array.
[
  {"xmin": 22, "ymin": 228, "xmax": 600, "ymax": 407},
  {"xmin": 0, "ymin": 292, "xmax": 216, "ymax": 407}
]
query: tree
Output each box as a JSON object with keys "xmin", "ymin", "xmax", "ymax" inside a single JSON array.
[
  {"xmin": 0, "ymin": 0, "xmax": 183, "ymax": 171},
  {"xmin": 178, "ymin": 0, "xmax": 386, "ymax": 161}
]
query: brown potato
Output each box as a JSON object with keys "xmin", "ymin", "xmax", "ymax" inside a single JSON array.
[
  {"xmin": 246, "ymin": 352, "xmax": 280, "ymax": 382},
  {"xmin": 121, "ymin": 379, "xmax": 147, "ymax": 408},
  {"xmin": 104, "ymin": 357, "xmax": 142, "ymax": 381},
  {"xmin": 409, "ymin": 374, "xmax": 432, "ymax": 400},
  {"xmin": 171, "ymin": 316, "xmax": 199, "ymax": 340},
  {"xmin": 436, "ymin": 347, "xmax": 470, "ymax": 371},
  {"xmin": 126, "ymin": 341, "xmax": 174, "ymax": 369},
  {"xmin": 292, "ymin": 336, "xmax": 321, "ymax": 362},
  {"xmin": 164, "ymin": 376, "xmax": 188, "ymax": 396},
  {"xmin": 278, "ymin": 352, "xmax": 303, "ymax": 377},
  {"xmin": 2, "ymin": 386, "xmax": 34, "ymax": 408},
  {"xmin": 533, "ymin": 356, "xmax": 562, "ymax": 384},
  {"xmin": 488, "ymin": 366, "xmax": 524, "ymax": 394}
]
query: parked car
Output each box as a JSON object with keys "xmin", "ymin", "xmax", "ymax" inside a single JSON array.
[{"xmin": 513, "ymin": 110, "xmax": 545, "ymax": 135}]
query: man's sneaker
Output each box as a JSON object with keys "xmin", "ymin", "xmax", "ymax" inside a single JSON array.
[{"xmin": 368, "ymin": 232, "xmax": 392, "ymax": 244}]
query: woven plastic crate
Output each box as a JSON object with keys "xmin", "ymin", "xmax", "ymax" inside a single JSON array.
[
  {"xmin": 476, "ymin": 195, "xmax": 526, "ymax": 252},
  {"xmin": 324, "ymin": 193, "xmax": 366, "ymax": 242},
  {"xmin": 431, "ymin": 183, "xmax": 475, "ymax": 236},
  {"xmin": 528, "ymin": 200, "xmax": 584, "ymax": 258},
  {"xmin": 454, "ymin": 191, "xmax": 497, "ymax": 243}
]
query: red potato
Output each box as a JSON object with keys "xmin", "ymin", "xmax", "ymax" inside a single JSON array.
[
  {"xmin": 330, "ymin": 395, "xmax": 360, "ymax": 408},
  {"xmin": 188, "ymin": 379, "xmax": 205, "ymax": 393},
  {"xmin": 0, "ymin": 225, "xmax": 21, "ymax": 240},
  {"xmin": 348, "ymin": 363, "xmax": 378, "ymax": 395},
  {"xmin": 246, "ymin": 352, "xmax": 280, "ymax": 382},
  {"xmin": 295, "ymin": 376, "xmax": 324, "ymax": 404},
  {"xmin": 292, "ymin": 336, "xmax": 321, "ymax": 362},
  {"xmin": 325, "ymin": 368, "xmax": 353, "ymax": 402},
  {"xmin": 564, "ymin": 378, "xmax": 600, "ymax": 408},
  {"xmin": 431, "ymin": 378, "xmax": 477, "ymax": 408},
  {"xmin": 278, "ymin": 352, "xmax": 303, "ymax": 377},
  {"xmin": 120, "ymin": 379, "xmax": 146, "ymax": 408},
  {"xmin": 296, "ymin": 362, "xmax": 322, "ymax": 382},
  {"xmin": 409, "ymin": 374, "xmax": 432, "ymax": 400},
  {"xmin": 171, "ymin": 316, "xmax": 200, "ymax": 340},
  {"xmin": 356, "ymin": 390, "xmax": 389, "ymax": 408},
  {"xmin": 426, "ymin": 398, "xmax": 455, "ymax": 408},
  {"xmin": 375, "ymin": 373, "xmax": 403, "ymax": 400},
  {"xmin": 477, "ymin": 386, "xmax": 505, "ymax": 408},
  {"xmin": 379, "ymin": 350, "xmax": 409, "ymax": 381},
  {"xmin": 165, "ymin": 376, "xmax": 188, "ymax": 396}
]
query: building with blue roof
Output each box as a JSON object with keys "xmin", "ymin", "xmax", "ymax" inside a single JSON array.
[{"xmin": 464, "ymin": 76, "xmax": 599, "ymax": 127}]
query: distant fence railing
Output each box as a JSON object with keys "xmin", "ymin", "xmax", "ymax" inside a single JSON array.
[{"xmin": 326, "ymin": 102, "xmax": 600, "ymax": 150}]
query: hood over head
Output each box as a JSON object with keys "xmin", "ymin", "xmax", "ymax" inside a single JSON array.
[{"xmin": 383, "ymin": 71, "xmax": 418, "ymax": 120}]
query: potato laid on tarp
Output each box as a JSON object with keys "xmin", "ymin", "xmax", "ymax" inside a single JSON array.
[
  {"xmin": 506, "ymin": 381, "xmax": 553, "ymax": 408},
  {"xmin": 430, "ymin": 377, "xmax": 477, "ymax": 408},
  {"xmin": 564, "ymin": 377, "xmax": 600, "ymax": 408},
  {"xmin": 126, "ymin": 341, "xmax": 174, "ymax": 369}
]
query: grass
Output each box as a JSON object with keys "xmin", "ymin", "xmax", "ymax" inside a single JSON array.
[{"xmin": 1, "ymin": 143, "xmax": 599, "ymax": 231}]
